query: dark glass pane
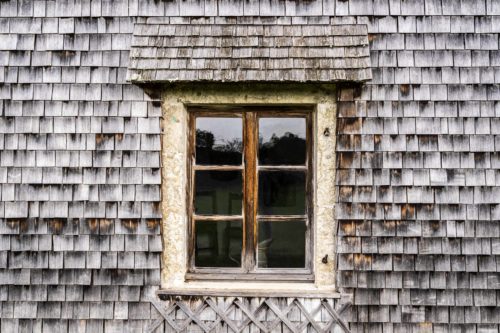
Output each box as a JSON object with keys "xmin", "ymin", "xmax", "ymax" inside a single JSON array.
[
  {"xmin": 196, "ymin": 117, "xmax": 242, "ymax": 165},
  {"xmin": 195, "ymin": 220, "xmax": 242, "ymax": 268},
  {"xmin": 195, "ymin": 171, "xmax": 242, "ymax": 215},
  {"xmin": 258, "ymin": 220, "xmax": 306, "ymax": 268},
  {"xmin": 259, "ymin": 118, "xmax": 306, "ymax": 165},
  {"xmin": 258, "ymin": 171, "xmax": 306, "ymax": 215}
]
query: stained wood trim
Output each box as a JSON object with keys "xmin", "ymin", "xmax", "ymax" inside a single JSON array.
[{"xmin": 243, "ymin": 111, "xmax": 257, "ymax": 272}]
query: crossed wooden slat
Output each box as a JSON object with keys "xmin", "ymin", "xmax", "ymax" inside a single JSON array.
[
  {"xmin": 147, "ymin": 296, "xmax": 210, "ymax": 332},
  {"xmin": 147, "ymin": 295, "xmax": 352, "ymax": 333},
  {"xmin": 294, "ymin": 299, "xmax": 330, "ymax": 332}
]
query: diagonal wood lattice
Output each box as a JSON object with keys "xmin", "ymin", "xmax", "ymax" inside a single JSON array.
[{"xmin": 147, "ymin": 295, "xmax": 351, "ymax": 333}]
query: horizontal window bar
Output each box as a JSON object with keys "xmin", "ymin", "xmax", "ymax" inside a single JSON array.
[
  {"xmin": 194, "ymin": 165, "xmax": 244, "ymax": 171},
  {"xmin": 257, "ymin": 215, "xmax": 307, "ymax": 221},
  {"xmin": 257, "ymin": 165, "xmax": 307, "ymax": 171},
  {"xmin": 249, "ymin": 268, "xmax": 312, "ymax": 275},
  {"xmin": 194, "ymin": 215, "xmax": 243, "ymax": 221}
]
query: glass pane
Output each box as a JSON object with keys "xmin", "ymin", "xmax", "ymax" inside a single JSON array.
[
  {"xmin": 258, "ymin": 171, "xmax": 306, "ymax": 215},
  {"xmin": 259, "ymin": 117, "xmax": 306, "ymax": 165},
  {"xmin": 195, "ymin": 170, "xmax": 242, "ymax": 215},
  {"xmin": 195, "ymin": 220, "xmax": 242, "ymax": 268},
  {"xmin": 258, "ymin": 220, "xmax": 306, "ymax": 268},
  {"xmin": 196, "ymin": 117, "xmax": 242, "ymax": 165}
]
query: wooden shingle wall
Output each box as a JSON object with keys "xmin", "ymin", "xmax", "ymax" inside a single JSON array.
[
  {"xmin": 336, "ymin": 3, "xmax": 500, "ymax": 332},
  {"xmin": 0, "ymin": 1, "xmax": 164, "ymax": 332},
  {"xmin": 0, "ymin": 0, "xmax": 499, "ymax": 332}
]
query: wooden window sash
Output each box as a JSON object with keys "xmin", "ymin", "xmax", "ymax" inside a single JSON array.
[{"xmin": 187, "ymin": 107, "xmax": 313, "ymax": 280}]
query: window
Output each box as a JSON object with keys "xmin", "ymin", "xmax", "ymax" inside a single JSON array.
[
  {"xmin": 187, "ymin": 107, "xmax": 313, "ymax": 280},
  {"xmin": 159, "ymin": 84, "xmax": 337, "ymax": 292}
]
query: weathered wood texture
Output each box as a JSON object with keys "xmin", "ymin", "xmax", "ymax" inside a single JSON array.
[
  {"xmin": 0, "ymin": 0, "xmax": 500, "ymax": 332},
  {"xmin": 127, "ymin": 20, "xmax": 371, "ymax": 83},
  {"xmin": 335, "ymin": 8, "xmax": 500, "ymax": 329},
  {"xmin": 148, "ymin": 295, "xmax": 350, "ymax": 333}
]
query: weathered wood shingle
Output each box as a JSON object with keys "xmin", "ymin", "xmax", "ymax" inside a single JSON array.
[
  {"xmin": 127, "ymin": 18, "xmax": 372, "ymax": 83},
  {"xmin": 1, "ymin": 0, "xmax": 500, "ymax": 332}
]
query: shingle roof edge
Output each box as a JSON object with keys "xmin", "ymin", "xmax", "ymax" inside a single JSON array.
[{"xmin": 126, "ymin": 20, "xmax": 372, "ymax": 84}]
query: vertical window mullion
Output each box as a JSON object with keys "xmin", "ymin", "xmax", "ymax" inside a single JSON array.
[{"xmin": 243, "ymin": 112, "xmax": 257, "ymax": 272}]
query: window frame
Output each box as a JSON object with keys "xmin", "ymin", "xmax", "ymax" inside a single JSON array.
[
  {"xmin": 186, "ymin": 105, "xmax": 314, "ymax": 281},
  {"xmin": 159, "ymin": 83, "xmax": 338, "ymax": 292}
]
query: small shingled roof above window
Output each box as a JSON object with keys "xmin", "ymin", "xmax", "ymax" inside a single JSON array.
[{"xmin": 126, "ymin": 17, "xmax": 372, "ymax": 83}]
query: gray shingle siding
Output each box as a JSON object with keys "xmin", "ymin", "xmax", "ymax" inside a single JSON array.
[
  {"xmin": 127, "ymin": 19, "xmax": 372, "ymax": 83},
  {"xmin": 1, "ymin": 1, "xmax": 163, "ymax": 331},
  {"xmin": 1, "ymin": 0, "xmax": 500, "ymax": 332},
  {"xmin": 337, "ymin": 4, "xmax": 500, "ymax": 330}
]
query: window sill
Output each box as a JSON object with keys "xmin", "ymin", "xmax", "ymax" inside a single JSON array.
[{"xmin": 157, "ymin": 282, "xmax": 340, "ymax": 299}]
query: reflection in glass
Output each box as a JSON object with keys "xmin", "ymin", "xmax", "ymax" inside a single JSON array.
[
  {"xmin": 195, "ymin": 220, "xmax": 242, "ymax": 267},
  {"xmin": 258, "ymin": 220, "xmax": 306, "ymax": 268},
  {"xmin": 259, "ymin": 118, "xmax": 306, "ymax": 165},
  {"xmin": 258, "ymin": 171, "xmax": 306, "ymax": 215},
  {"xmin": 196, "ymin": 117, "xmax": 242, "ymax": 165},
  {"xmin": 195, "ymin": 171, "xmax": 242, "ymax": 215}
]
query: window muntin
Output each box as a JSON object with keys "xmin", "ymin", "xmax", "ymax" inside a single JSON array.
[{"xmin": 187, "ymin": 107, "xmax": 313, "ymax": 279}]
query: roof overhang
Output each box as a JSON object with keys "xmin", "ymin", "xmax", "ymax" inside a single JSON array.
[{"xmin": 127, "ymin": 17, "xmax": 372, "ymax": 84}]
